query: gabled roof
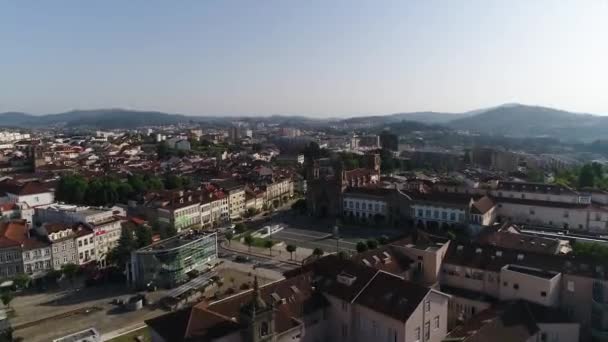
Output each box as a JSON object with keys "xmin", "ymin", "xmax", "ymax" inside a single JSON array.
[
  {"xmin": 146, "ymin": 274, "xmax": 327, "ymax": 342},
  {"xmin": 444, "ymin": 300, "xmax": 573, "ymax": 342},
  {"xmin": 354, "ymin": 271, "xmax": 430, "ymax": 322},
  {"xmin": 0, "ymin": 180, "xmax": 53, "ymax": 196}
]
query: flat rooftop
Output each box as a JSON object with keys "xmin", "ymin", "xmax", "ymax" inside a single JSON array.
[
  {"xmin": 139, "ymin": 230, "xmax": 216, "ymax": 252},
  {"xmin": 505, "ymin": 264, "xmax": 559, "ymax": 279}
]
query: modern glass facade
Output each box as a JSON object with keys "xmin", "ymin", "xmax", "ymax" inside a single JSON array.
[{"xmin": 129, "ymin": 231, "xmax": 217, "ymax": 289}]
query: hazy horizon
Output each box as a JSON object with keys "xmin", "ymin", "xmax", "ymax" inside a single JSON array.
[
  {"xmin": 1, "ymin": 102, "xmax": 601, "ymax": 119},
  {"xmin": 2, "ymin": 1, "xmax": 608, "ymax": 116}
]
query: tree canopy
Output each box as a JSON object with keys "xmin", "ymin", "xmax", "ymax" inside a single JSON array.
[{"xmin": 55, "ymin": 172, "xmax": 192, "ymax": 206}]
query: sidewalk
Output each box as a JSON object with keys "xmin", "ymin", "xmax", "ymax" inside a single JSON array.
[{"xmin": 222, "ymin": 240, "xmax": 313, "ymax": 265}]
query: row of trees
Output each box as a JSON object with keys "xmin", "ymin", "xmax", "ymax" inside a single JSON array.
[
  {"xmin": 56, "ymin": 173, "xmax": 192, "ymax": 206},
  {"xmin": 554, "ymin": 162, "xmax": 608, "ymax": 189},
  {"xmin": 355, "ymin": 236, "xmax": 388, "ymax": 253}
]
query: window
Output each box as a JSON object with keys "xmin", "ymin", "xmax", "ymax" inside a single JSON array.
[
  {"xmin": 342, "ymin": 300, "xmax": 348, "ymax": 311},
  {"xmin": 450, "ymin": 213, "xmax": 456, "ymax": 221},
  {"xmin": 372, "ymin": 320, "xmax": 378, "ymax": 337},
  {"xmin": 79, "ymin": 252, "xmax": 83, "ymax": 259},
  {"xmin": 425, "ymin": 299, "xmax": 430, "ymax": 312},
  {"xmin": 356, "ymin": 202, "xmax": 360, "ymax": 209},
  {"xmin": 529, "ymin": 208, "xmax": 535, "ymax": 215},
  {"xmin": 341, "ymin": 323, "xmax": 348, "ymax": 338},
  {"xmin": 434, "ymin": 211, "xmax": 439, "ymax": 219},
  {"xmin": 89, "ymin": 237, "xmax": 93, "ymax": 244},
  {"xmin": 417, "ymin": 209, "xmax": 423, "ymax": 217},
  {"xmin": 425, "ymin": 210, "xmax": 431, "ymax": 218},
  {"xmin": 540, "ymin": 332, "xmax": 548, "ymax": 342},
  {"xmin": 541, "ymin": 291, "xmax": 547, "ymax": 297},
  {"xmin": 424, "ymin": 322, "xmax": 430, "ymax": 340},
  {"xmin": 567, "ymin": 281, "xmax": 575, "ymax": 292},
  {"xmin": 564, "ymin": 211, "xmax": 569, "ymax": 218},
  {"xmin": 434, "ymin": 316, "xmax": 440, "ymax": 329},
  {"xmin": 260, "ymin": 321, "xmax": 269, "ymax": 337},
  {"xmin": 441, "ymin": 212, "xmax": 447, "ymax": 220},
  {"xmin": 368, "ymin": 203, "xmax": 372, "ymax": 210},
  {"xmin": 521, "ymin": 194, "xmax": 526, "ymax": 199},
  {"xmin": 513, "ymin": 284, "xmax": 519, "ymax": 290},
  {"xmin": 503, "ymin": 281, "xmax": 508, "ymax": 287},
  {"xmin": 415, "ymin": 327, "xmax": 421, "ymax": 341}
]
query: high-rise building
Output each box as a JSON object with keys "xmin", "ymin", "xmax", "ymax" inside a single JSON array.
[{"xmin": 229, "ymin": 126, "xmax": 241, "ymax": 143}]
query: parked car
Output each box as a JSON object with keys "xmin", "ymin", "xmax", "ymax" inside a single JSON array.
[{"xmin": 234, "ymin": 255, "xmax": 250, "ymax": 263}]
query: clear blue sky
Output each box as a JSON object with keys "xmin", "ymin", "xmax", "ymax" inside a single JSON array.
[{"xmin": 2, "ymin": 0, "xmax": 607, "ymax": 116}]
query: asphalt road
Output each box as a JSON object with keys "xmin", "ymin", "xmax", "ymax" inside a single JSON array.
[{"xmin": 218, "ymin": 245, "xmax": 298, "ymax": 273}]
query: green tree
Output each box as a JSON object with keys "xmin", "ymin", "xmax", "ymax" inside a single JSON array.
[
  {"xmin": 378, "ymin": 235, "xmax": 389, "ymax": 245},
  {"xmin": 108, "ymin": 227, "xmax": 136, "ymax": 269},
  {"xmin": 286, "ymin": 244, "xmax": 297, "ymax": 260},
  {"xmin": 592, "ymin": 162, "xmax": 604, "ymax": 179},
  {"xmin": 156, "ymin": 142, "xmax": 170, "ymax": 160},
  {"xmin": 246, "ymin": 208, "xmax": 257, "ymax": 217},
  {"xmin": 135, "ymin": 225, "xmax": 152, "ymax": 248},
  {"xmin": 337, "ymin": 251, "xmax": 348, "ymax": 260},
  {"xmin": 146, "ymin": 175, "xmax": 164, "ymax": 191},
  {"xmin": 116, "ymin": 182, "xmax": 134, "ymax": 203},
  {"xmin": 579, "ymin": 164, "xmax": 596, "ymax": 188},
  {"xmin": 224, "ymin": 231, "xmax": 234, "ymax": 245},
  {"xmin": 1, "ymin": 292, "xmax": 14, "ymax": 309},
  {"xmin": 356, "ymin": 241, "xmax": 368, "ymax": 253},
  {"xmin": 45, "ymin": 269, "xmax": 62, "ymax": 285},
  {"xmin": 234, "ymin": 223, "xmax": 247, "ymax": 234},
  {"xmin": 244, "ymin": 235, "xmax": 254, "ymax": 253},
  {"xmin": 263, "ymin": 239, "xmax": 274, "ymax": 256},
  {"xmin": 312, "ymin": 248, "xmax": 324, "ymax": 258},
  {"xmin": 128, "ymin": 174, "xmax": 148, "ymax": 194},
  {"xmin": 56, "ymin": 174, "xmax": 88, "ymax": 204},
  {"xmin": 572, "ymin": 242, "xmax": 608, "ymax": 261},
  {"xmin": 366, "ymin": 239, "xmax": 378, "ymax": 250},
  {"xmin": 12, "ymin": 274, "xmax": 30, "ymax": 289},
  {"xmin": 164, "ymin": 174, "xmax": 183, "ymax": 190},
  {"xmin": 61, "ymin": 263, "xmax": 79, "ymax": 284},
  {"xmin": 379, "ymin": 148, "xmax": 395, "ymax": 174}
]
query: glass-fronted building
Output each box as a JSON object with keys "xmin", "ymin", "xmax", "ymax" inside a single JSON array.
[{"xmin": 129, "ymin": 230, "xmax": 217, "ymax": 289}]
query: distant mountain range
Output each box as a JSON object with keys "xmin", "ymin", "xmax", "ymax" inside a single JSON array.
[
  {"xmin": 1, "ymin": 104, "xmax": 607, "ymax": 141},
  {"xmin": 349, "ymin": 104, "xmax": 608, "ymax": 142}
]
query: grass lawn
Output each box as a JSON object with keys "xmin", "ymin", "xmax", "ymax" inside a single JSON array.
[
  {"xmin": 107, "ymin": 327, "xmax": 151, "ymax": 342},
  {"xmin": 250, "ymin": 237, "xmax": 277, "ymax": 248}
]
